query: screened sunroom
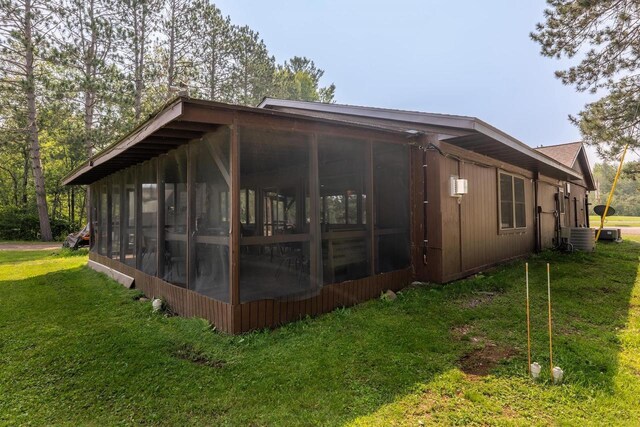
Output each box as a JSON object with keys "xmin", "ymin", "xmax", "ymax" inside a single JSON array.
[{"xmin": 68, "ymin": 98, "xmax": 414, "ymax": 333}]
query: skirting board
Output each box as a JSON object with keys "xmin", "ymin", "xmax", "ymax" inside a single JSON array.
[{"xmin": 88, "ymin": 260, "xmax": 135, "ymax": 289}]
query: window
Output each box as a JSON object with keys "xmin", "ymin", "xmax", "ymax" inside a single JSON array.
[
  {"xmin": 499, "ymin": 172, "xmax": 526, "ymax": 230},
  {"xmin": 240, "ymin": 189, "xmax": 256, "ymax": 225}
]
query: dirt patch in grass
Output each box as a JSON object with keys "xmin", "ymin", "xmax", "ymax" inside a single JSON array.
[
  {"xmin": 451, "ymin": 324, "xmax": 473, "ymax": 338},
  {"xmin": 458, "ymin": 341, "xmax": 518, "ymax": 376},
  {"xmin": 460, "ymin": 291, "xmax": 499, "ymax": 309},
  {"xmin": 172, "ymin": 344, "xmax": 226, "ymax": 368}
]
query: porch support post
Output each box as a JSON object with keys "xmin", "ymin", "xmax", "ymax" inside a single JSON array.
[
  {"xmin": 229, "ymin": 120, "xmax": 240, "ymax": 307},
  {"xmin": 106, "ymin": 179, "xmax": 112, "ymax": 259},
  {"xmin": 157, "ymin": 158, "xmax": 165, "ymax": 279}
]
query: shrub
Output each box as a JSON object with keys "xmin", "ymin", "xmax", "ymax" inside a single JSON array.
[{"xmin": 0, "ymin": 207, "xmax": 75, "ymax": 241}]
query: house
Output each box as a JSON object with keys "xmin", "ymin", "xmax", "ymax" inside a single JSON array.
[{"xmin": 63, "ymin": 97, "xmax": 596, "ymax": 333}]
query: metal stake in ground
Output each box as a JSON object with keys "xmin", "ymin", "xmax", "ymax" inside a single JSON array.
[
  {"xmin": 547, "ymin": 263, "xmax": 554, "ymax": 381},
  {"xmin": 526, "ymin": 262, "xmax": 532, "ymax": 377}
]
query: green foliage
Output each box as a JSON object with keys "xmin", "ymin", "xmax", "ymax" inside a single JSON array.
[
  {"xmin": 1, "ymin": 241, "xmax": 640, "ymax": 424},
  {"xmin": 272, "ymin": 56, "xmax": 336, "ymax": 103},
  {"xmin": 0, "ymin": 207, "xmax": 75, "ymax": 240},
  {"xmin": 593, "ymin": 162, "xmax": 640, "ymax": 216},
  {"xmin": 531, "ymin": 1, "xmax": 640, "ymax": 159},
  {"xmin": 623, "ymin": 160, "xmax": 640, "ymax": 180},
  {"xmin": 0, "ymin": 0, "xmax": 336, "ymax": 240}
]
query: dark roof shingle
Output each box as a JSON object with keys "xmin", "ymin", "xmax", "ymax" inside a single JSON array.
[{"xmin": 535, "ymin": 142, "xmax": 582, "ymax": 168}]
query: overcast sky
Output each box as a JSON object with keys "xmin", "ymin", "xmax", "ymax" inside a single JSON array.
[{"xmin": 213, "ymin": 0, "xmax": 626, "ymax": 166}]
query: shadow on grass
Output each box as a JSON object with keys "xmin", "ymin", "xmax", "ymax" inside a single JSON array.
[{"xmin": 0, "ymin": 242, "xmax": 639, "ymax": 425}]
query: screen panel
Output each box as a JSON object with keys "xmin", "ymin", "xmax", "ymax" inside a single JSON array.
[
  {"xmin": 373, "ymin": 142, "xmax": 410, "ymax": 273},
  {"xmin": 191, "ymin": 128, "xmax": 231, "ymax": 301},
  {"xmin": 122, "ymin": 167, "xmax": 136, "ymax": 266},
  {"xmin": 318, "ymin": 136, "xmax": 370, "ymax": 284},
  {"xmin": 162, "ymin": 146, "xmax": 189, "ymax": 287},
  {"xmin": 239, "ymin": 127, "xmax": 312, "ymax": 302},
  {"xmin": 138, "ymin": 159, "xmax": 158, "ymax": 276},
  {"xmin": 110, "ymin": 175, "xmax": 121, "ymax": 260}
]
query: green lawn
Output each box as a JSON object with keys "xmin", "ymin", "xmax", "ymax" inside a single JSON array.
[
  {"xmin": 1, "ymin": 242, "xmax": 640, "ymax": 425},
  {"xmin": 590, "ymin": 215, "xmax": 640, "ymax": 227}
]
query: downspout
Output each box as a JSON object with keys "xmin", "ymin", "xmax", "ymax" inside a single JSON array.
[
  {"xmin": 534, "ymin": 177, "xmax": 541, "ymax": 252},
  {"xmin": 573, "ymin": 197, "xmax": 578, "ymax": 227},
  {"xmin": 554, "ymin": 191, "xmax": 561, "ymax": 247}
]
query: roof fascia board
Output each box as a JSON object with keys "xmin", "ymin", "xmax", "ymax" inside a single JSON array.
[
  {"xmin": 576, "ymin": 145, "xmax": 597, "ymax": 190},
  {"xmin": 259, "ymin": 98, "xmax": 477, "ymax": 130},
  {"xmin": 63, "ymin": 100, "xmax": 184, "ymax": 185},
  {"xmin": 472, "ymin": 120, "xmax": 583, "ymax": 180},
  {"xmin": 261, "ymin": 98, "xmax": 581, "ymax": 181}
]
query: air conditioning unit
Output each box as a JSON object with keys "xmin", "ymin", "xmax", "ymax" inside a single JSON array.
[
  {"xmin": 597, "ymin": 228, "xmax": 622, "ymax": 241},
  {"xmin": 560, "ymin": 227, "xmax": 596, "ymax": 251}
]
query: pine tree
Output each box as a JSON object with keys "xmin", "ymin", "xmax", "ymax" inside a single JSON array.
[
  {"xmin": 162, "ymin": 0, "xmax": 196, "ymax": 93},
  {"xmin": 193, "ymin": 0, "xmax": 233, "ymax": 101},
  {"xmin": 228, "ymin": 25, "xmax": 275, "ymax": 106},
  {"xmin": 117, "ymin": 0, "xmax": 159, "ymax": 121},
  {"xmin": 55, "ymin": 0, "xmax": 121, "ymax": 158},
  {"xmin": 0, "ymin": 0, "xmax": 54, "ymax": 240},
  {"xmin": 532, "ymin": 1, "xmax": 640, "ymax": 159}
]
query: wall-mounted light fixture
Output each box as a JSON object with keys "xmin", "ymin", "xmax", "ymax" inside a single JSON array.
[{"xmin": 450, "ymin": 176, "xmax": 468, "ymax": 197}]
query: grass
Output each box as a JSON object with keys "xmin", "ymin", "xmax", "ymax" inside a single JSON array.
[
  {"xmin": 1, "ymin": 242, "xmax": 640, "ymax": 425},
  {"xmin": 589, "ymin": 215, "xmax": 640, "ymax": 227}
]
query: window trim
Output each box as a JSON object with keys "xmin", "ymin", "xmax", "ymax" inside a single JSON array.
[{"xmin": 497, "ymin": 170, "xmax": 527, "ymax": 233}]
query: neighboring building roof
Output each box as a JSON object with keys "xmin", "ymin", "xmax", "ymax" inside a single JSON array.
[
  {"xmin": 535, "ymin": 141, "xmax": 596, "ymax": 190},
  {"xmin": 535, "ymin": 141, "xmax": 583, "ymax": 168},
  {"xmin": 258, "ymin": 98, "xmax": 584, "ymax": 184}
]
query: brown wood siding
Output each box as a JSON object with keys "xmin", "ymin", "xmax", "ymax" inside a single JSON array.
[
  {"xmin": 89, "ymin": 252, "xmax": 411, "ymax": 334},
  {"xmin": 567, "ymin": 184, "xmax": 588, "ymax": 228},
  {"xmin": 424, "ymin": 149, "xmax": 444, "ymax": 282},
  {"xmin": 459, "ymin": 162, "xmax": 535, "ymax": 274},
  {"xmin": 537, "ymin": 179, "xmax": 560, "ymax": 249},
  {"xmin": 440, "ymin": 156, "xmax": 462, "ymax": 281},
  {"xmin": 235, "ymin": 268, "xmax": 411, "ymax": 332},
  {"xmin": 431, "ymin": 140, "xmax": 538, "ymax": 283},
  {"xmin": 90, "ymin": 252, "xmax": 234, "ymax": 332}
]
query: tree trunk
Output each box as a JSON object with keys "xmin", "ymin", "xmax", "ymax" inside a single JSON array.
[
  {"xmin": 167, "ymin": 0, "xmax": 175, "ymax": 91},
  {"xmin": 133, "ymin": 5, "xmax": 146, "ymax": 121},
  {"xmin": 25, "ymin": 0, "xmax": 53, "ymax": 241},
  {"xmin": 71, "ymin": 186, "xmax": 75, "ymax": 225},
  {"xmin": 21, "ymin": 148, "xmax": 29, "ymax": 207},
  {"xmin": 209, "ymin": 31, "xmax": 216, "ymax": 99},
  {"xmin": 83, "ymin": 0, "xmax": 97, "ymax": 231}
]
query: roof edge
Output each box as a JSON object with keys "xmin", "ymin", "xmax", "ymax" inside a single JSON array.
[
  {"xmin": 260, "ymin": 98, "xmax": 583, "ymax": 181},
  {"xmin": 62, "ymin": 97, "xmax": 185, "ymax": 185}
]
